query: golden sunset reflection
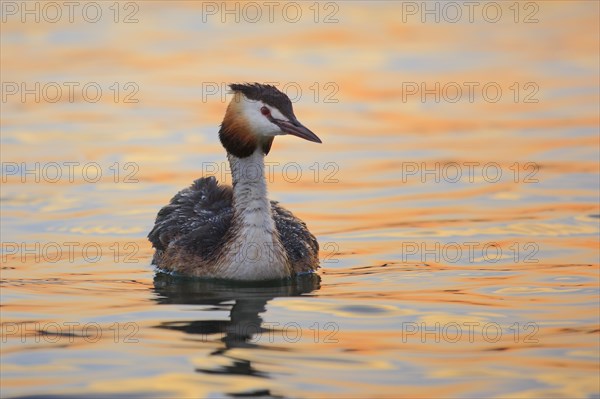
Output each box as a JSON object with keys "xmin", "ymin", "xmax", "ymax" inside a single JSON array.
[{"xmin": 1, "ymin": 1, "xmax": 599, "ymax": 398}]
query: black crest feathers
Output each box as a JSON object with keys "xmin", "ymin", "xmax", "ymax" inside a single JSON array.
[{"xmin": 229, "ymin": 83, "xmax": 295, "ymax": 121}]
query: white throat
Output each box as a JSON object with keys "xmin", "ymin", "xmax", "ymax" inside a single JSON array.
[{"xmin": 217, "ymin": 149, "xmax": 289, "ymax": 280}]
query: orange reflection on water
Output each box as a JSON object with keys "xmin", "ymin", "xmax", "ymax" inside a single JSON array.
[{"xmin": 1, "ymin": 1, "xmax": 599, "ymax": 398}]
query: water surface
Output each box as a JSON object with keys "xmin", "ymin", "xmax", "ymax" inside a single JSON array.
[{"xmin": 1, "ymin": 2, "xmax": 599, "ymax": 398}]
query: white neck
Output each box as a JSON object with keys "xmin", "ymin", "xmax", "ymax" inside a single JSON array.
[
  {"xmin": 217, "ymin": 149, "xmax": 289, "ymax": 280},
  {"xmin": 229, "ymin": 149, "xmax": 273, "ymax": 226}
]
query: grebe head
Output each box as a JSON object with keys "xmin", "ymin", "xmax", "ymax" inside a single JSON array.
[{"xmin": 219, "ymin": 83, "xmax": 321, "ymax": 158}]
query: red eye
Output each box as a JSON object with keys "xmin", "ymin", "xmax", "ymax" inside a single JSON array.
[{"xmin": 260, "ymin": 106, "xmax": 271, "ymax": 116}]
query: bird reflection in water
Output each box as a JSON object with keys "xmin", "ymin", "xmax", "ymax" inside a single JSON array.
[{"xmin": 152, "ymin": 272, "xmax": 320, "ymax": 382}]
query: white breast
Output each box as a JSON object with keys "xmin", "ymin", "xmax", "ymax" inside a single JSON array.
[{"xmin": 215, "ymin": 150, "xmax": 290, "ymax": 280}]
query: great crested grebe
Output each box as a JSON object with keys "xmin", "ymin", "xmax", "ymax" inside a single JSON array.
[{"xmin": 148, "ymin": 83, "xmax": 322, "ymax": 280}]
